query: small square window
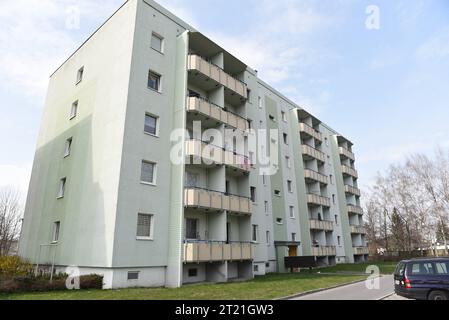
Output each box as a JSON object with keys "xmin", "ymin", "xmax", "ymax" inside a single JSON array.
[
  {"xmin": 274, "ymin": 190, "xmax": 281, "ymax": 196},
  {"xmin": 64, "ymin": 137, "xmax": 72, "ymax": 158},
  {"xmin": 151, "ymin": 33, "xmax": 164, "ymax": 52},
  {"xmin": 76, "ymin": 67, "xmax": 84, "ymax": 84},
  {"xmin": 137, "ymin": 213, "xmax": 153, "ymax": 239},
  {"xmin": 188, "ymin": 268, "xmax": 198, "ymax": 277},
  {"xmin": 141, "ymin": 161, "xmax": 156, "ymax": 184},
  {"xmin": 144, "ymin": 114, "xmax": 158, "ymax": 136},
  {"xmin": 276, "ymin": 218, "xmax": 283, "ymax": 224},
  {"xmin": 57, "ymin": 178, "xmax": 66, "ymax": 198},
  {"xmin": 148, "ymin": 70, "xmax": 161, "ymax": 91},
  {"xmin": 70, "ymin": 101, "xmax": 78, "ymax": 120},
  {"xmin": 52, "ymin": 221, "xmax": 60, "ymax": 243},
  {"xmin": 127, "ymin": 271, "xmax": 139, "ymax": 280}
]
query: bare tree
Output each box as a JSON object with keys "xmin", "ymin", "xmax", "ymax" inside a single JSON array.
[{"xmin": 0, "ymin": 187, "xmax": 22, "ymax": 256}]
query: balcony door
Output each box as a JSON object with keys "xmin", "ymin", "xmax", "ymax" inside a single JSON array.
[
  {"xmin": 288, "ymin": 246, "xmax": 297, "ymax": 257},
  {"xmin": 185, "ymin": 218, "xmax": 199, "ymax": 240}
]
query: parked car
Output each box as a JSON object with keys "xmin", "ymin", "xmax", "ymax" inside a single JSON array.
[{"xmin": 394, "ymin": 257, "xmax": 449, "ymax": 300}]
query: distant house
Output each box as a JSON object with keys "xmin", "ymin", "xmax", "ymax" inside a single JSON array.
[{"xmin": 7, "ymin": 240, "xmax": 19, "ymax": 256}]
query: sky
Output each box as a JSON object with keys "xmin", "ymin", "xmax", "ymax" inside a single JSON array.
[{"xmin": 1, "ymin": 0, "xmax": 449, "ymax": 203}]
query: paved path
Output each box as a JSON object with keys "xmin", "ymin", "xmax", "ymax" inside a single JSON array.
[{"xmin": 292, "ymin": 275, "xmax": 397, "ymax": 300}]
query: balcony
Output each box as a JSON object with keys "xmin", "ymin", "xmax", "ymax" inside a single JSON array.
[
  {"xmin": 183, "ymin": 241, "xmax": 254, "ymax": 263},
  {"xmin": 353, "ymin": 247, "xmax": 369, "ymax": 255},
  {"xmin": 312, "ymin": 245, "xmax": 336, "ymax": 257},
  {"xmin": 309, "ymin": 219, "xmax": 334, "ymax": 231},
  {"xmin": 304, "ymin": 169, "xmax": 328, "ymax": 185},
  {"xmin": 184, "ymin": 187, "xmax": 252, "ymax": 215},
  {"xmin": 186, "ymin": 96, "xmax": 249, "ymax": 131},
  {"xmin": 302, "ymin": 144, "xmax": 326, "ymax": 163},
  {"xmin": 341, "ymin": 165, "xmax": 358, "ymax": 178},
  {"xmin": 307, "ymin": 193, "xmax": 331, "ymax": 207},
  {"xmin": 350, "ymin": 225, "xmax": 366, "ymax": 234},
  {"xmin": 347, "ymin": 204, "xmax": 363, "ymax": 215},
  {"xmin": 299, "ymin": 123, "xmax": 322, "ymax": 142},
  {"xmin": 345, "ymin": 185, "xmax": 361, "ymax": 197},
  {"xmin": 187, "ymin": 54, "xmax": 247, "ymax": 100},
  {"xmin": 339, "ymin": 146, "xmax": 355, "ymax": 161},
  {"xmin": 223, "ymin": 150, "xmax": 251, "ymax": 173}
]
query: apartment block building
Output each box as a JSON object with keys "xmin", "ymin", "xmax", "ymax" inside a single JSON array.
[{"xmin": 19, "ymin": 0, "xmax": 368, "ymax": 289}]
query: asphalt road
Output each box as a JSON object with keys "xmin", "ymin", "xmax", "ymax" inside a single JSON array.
[{"xmin": 292, "ymin": 275, "xmax": 408, "ymax": 300}]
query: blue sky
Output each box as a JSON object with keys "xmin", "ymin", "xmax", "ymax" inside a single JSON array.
[{"xmin": 1, "ymin": 0, "xmax": 449, "ymax": 201}]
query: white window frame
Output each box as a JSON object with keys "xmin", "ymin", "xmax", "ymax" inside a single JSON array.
[
  {"xmin": 281, "ymin": 111, "xmax": 287, "ymax": 122},
  {"xmin": 136, "ymin": 213, "xmax": 154, "ymax": 240},
  {"xmin": 252, "ymin": 224, "xmax": 259, "ymax": 243},
  {"xmin": 287, "ymin": 180, "xmax": 293, "ymax": 193},
  {"xmin": 285, "ymin": 156, "xmax": 291, "ymax": 168},
  {"xmin": 57, "ymin": 177, "xmax": 66, "ymax": 199},
  {"xmin": 144, "ymin": 113, "xmax": 159, "ymax": 137},
  {"xmin": 289, "ymin": 206, "xmax": 295, "ymax": 219},
  {"xmin": 76, "ymin": 67, "xmax": 84, "ymax": 84},
  {"xmin": 52, "ymin": 221, "xmax": 60, "ymax": 243},
  {"xmin": 70, "ymin": 101, "xmax": 78, "ymax": 120},
  {"xmin": 150, "ymin": 32, "xmax": 164, "ymax": 53},
  {"xmin": 140, "ymin": 160, "xmax": 157, "ymax": 186},
  {"xmin": 64, "ymin": 137, "xmax": 72, "ymax": 158},
  {"xmin": 148, "ymin": 70, "xmax": 162, "ymax": 92}
]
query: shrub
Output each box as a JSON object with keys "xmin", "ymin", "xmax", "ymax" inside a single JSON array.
[{"xmin": 0, "ymin": 256, "xmax": 33, "ymax": 280}]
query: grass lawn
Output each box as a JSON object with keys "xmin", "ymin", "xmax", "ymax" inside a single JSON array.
[
  {"xmin": 0, "ymin": 273, "xmax": 365, "ymax": 300},
  {"xmin": 315, "ymin": 262, "xmax": 397, "ymax": 275}
]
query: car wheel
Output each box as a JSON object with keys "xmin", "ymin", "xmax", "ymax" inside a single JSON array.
[{"xmin": 428, "ymin": 290, "xmax": 448, "ymax": 300}]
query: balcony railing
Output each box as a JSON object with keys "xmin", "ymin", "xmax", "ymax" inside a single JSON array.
[
  {"xmin": 183, "ymin": 240, "xmax": 254, "ymax": 263},
  {"xmin": 304, "ymin": 169, "xmax": 329, "ymax": 185},
  {"xmin": 185, "ymin": 139, "xmax": 251, "ymax": 173},
  {"xmin": 312, "ymin": 245, "xmax": 336, "ymax": 257},
  {"xmin": 307, "ymin": 193, "xmax": 331, "ymax": 207},
  {"xmin": 347, "ymin": 204, "xmax": 363, "ymax": 215},
  {"xmin": 350, "ymin": 225, "xmax": 366, "ymax": 234},
  {"xmin": 302, "ymin": 144, "xmax": 326, "ymax": 163},
  {"xmin": 309, "ymin": 219, "xmax": 334, "ymax": 231},
  {"xmin": 188, "ymin": 54, "xmax": 247, "ymax": 99},
  {"xmin": 341, "ymin": 165, "xmax": 358, "ymax": 178},
  {"xmin": 186, "ymin": 96, "xmax": 249, "ymax": 131},
  {"xmin": 353, "ymin": 247, "xmax": 369, "ymax": 255},
  {"xmin": 184, "ymin": 187, "xmax": 252, "ymax": 215},
  {"xmin": 345, "ymin": 185, "xmax": 361, "ymax": 197},
  {"xmin": 339, "ymin": 146, "xmax": 355, "ymax": 161},
  {"xmin": 299, "ymin": 123, "xmax": 322, "ymax": 142}
]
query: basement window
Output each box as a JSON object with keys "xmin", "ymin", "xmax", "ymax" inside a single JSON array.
[
  {"xmin": 127, "ymin": 271, "xmax": 139, "ymax": 280},
  {"xmin": 188, "ymin": 269, "xmax": 198, "ymax": 277}
]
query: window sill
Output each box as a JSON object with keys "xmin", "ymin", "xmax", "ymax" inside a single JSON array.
[
  {"xmin": 136, "ymin": 237, "xmax": 154, "ymax": 241},
  {"xmin": 151, "ymin": 47, "xmax": 164, "ymax": 55},
  {"xmin": 64, "ymin": 154, "xmax": 70, "ymax": 158},
  {"xmin": 144, "ymin": 132, "xmax": 160, "ymax": 138},
  {"xmin": 57, "ymin": 196, "xmax": 64, "ymax": 200},
  {"xmin": 69, "ymin": 116, "xmax": 76, "ymax": 121},
  {"xmin": 141, "ymin": 181, "xmax": 157, "ymax": 187},
  {"xmin": 76, "ymin": 80, "xmax": 82, "ymax": 86},
  {"xmin": 147, "ymin": 87, "xmax": 162, "ymax": 94}
]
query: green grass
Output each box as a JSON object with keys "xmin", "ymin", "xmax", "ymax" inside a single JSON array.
[
  {"xmin": 315, "ymin": 262, "xmax": 397, "ymax": 275},
  {"xmin": 0, "ymin": 273, "xmax": 365, "ymax": 300}
]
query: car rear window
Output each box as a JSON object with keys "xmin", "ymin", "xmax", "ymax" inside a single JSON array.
[
  {"xmin": 435, "ymin": 262, "xmax": 449, "ymax": 275},
  {"xmin": 395, "ymin": 262, "xmax": 406, "ymax": 276},
  {"xmin": 411, "ymin": 262, "xmax": 435, "ymax": 275}
]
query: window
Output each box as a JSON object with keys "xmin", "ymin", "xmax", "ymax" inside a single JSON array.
[
  {"xmin": 64, "ymin": 137, "xmax": 72, "ymax": 157},
  {"xmin": 283, "ymin": 133, "xmax": 288, "ymax": 145},
  {"xmin": 292, "ymin": 233, "xmax": 296, "ymax": 241},
  {"xmin": 335, "ymin": 214, "xmax": 338, "ymax": 225},
  {"xmin": 289, "ymin": 206, "xmax": 295, "ymax": 218},
  {"xmin": 258, "ymin": 96, "xmax": 262, "ymax": 109},
  {"xmin": 185, "ymin": 218, "xmax": 198, "ymax": 239},
  {"xmin": 281, "ymin": 111, "xmax": 287, "ymax": 122},
  {"xmin": 274, "ymin": 190, "xmax": 281, "ymax": 196},
  {"xmin": 148, "ymin": 70, "xmax": 161, "ymax": 91},
  {"xmin": 252, "ymin": 224, "xmax": 258, "ymax": 242},
  {"xmin": 287, "ymin": 180, "xmax": 293, "ymax": 193},
  {"xmin": 70, "ymin": 101, "xmax": 78, "ymax": 120},
  {"xmin": 248, "ymin": 119, "xmax": 253, "ymax": 129},
  {"xmin": 269, "ymin": 115, "xmax": 275, "ymax": 122},
  {"xmin": 435, "ymin": 262, "xmax": 449, "ymax": 275},
  {"xmin": 144, "ymin": 114, "xmax": 158, "ymax": 136},
  {"xmin": 262, "ymin": 174, "xmax": 266, "ymax": 185},
  {"xmin": 395, "ymin": 262, "xmax": 406, "ymax": 277},
  {"xmin": 254, "ymin": 265, "xmax": 259, "ymax": 272},
  {"xmin": 411, "ymin": 262, "xmax": 435, "ymax": 275},
  {"xmin": 259, "ymin": 120, "xmax": 263, "ymax": 128},
  {"xmin": 265, "ymin": 262, "xmax": 270, "ymax": 268},
  {"xmin": 136, "ymin": 213, "xmax": 153, "ymax": 239},
  {"xmin": 185, "ymin": 172, "xmax": 199, "ymax": 188},
  {"xmin": 276, "ymin": 218, "xmax": 283, "ymax": 224},
  {"xmin": 246, "ymin": 89, "xmax": 251, "ymax": 101},
  {"xmin": 337, "ymin": 236, "xmax": 341, "ymax": 246},
  {"xmin": 250, "ymin": 186, "xmax": 256, "ymax": 202},
  {"xmin": 330, "ymin": 174, "xmax": 334, "ymax": 184},
  {"xmin": 151, "ymin": 33, "xmax": 163, "ymax": 52},
  {"xmin": 127, "ymin": 271, "xmax": 139, "ymax": 280},
  {"xmin": 266, "ymin": 231, "xmax": 270, "ymax": 244},
  {"xmin": 57, "ymin": 178, "xmax": 66, "ymax": 198},
  {"xmin": 225, "ymin": 180, "xmax": 230, "ymax": 195},
  {"xmin": 141, "ymin": 161, "xmax": 156, "ymax": 184},
  {"xmin": 52, "ymin": 221, "xmax": 60, "ymax": 243},
  {"xmin": 249, "ymin": 151, "xmax": 255, "ymax": 167},
  {"xmin": 332, "ymin": 194, "xmax": 336, "ymax": 204},
  {"xmin": 285, "ymin": 156, "xmax": 291, "ymax": 168},
  {"xmin": 188, "ymin": 269, "xmax": 198, "ymax": 277},
  {"xmin": 264, "ymin": 201, "xmax": 268, "ymax": 213},
  {"xmin": 76, "ymin": 67, "xmax": 84, "ymax": 84}
]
